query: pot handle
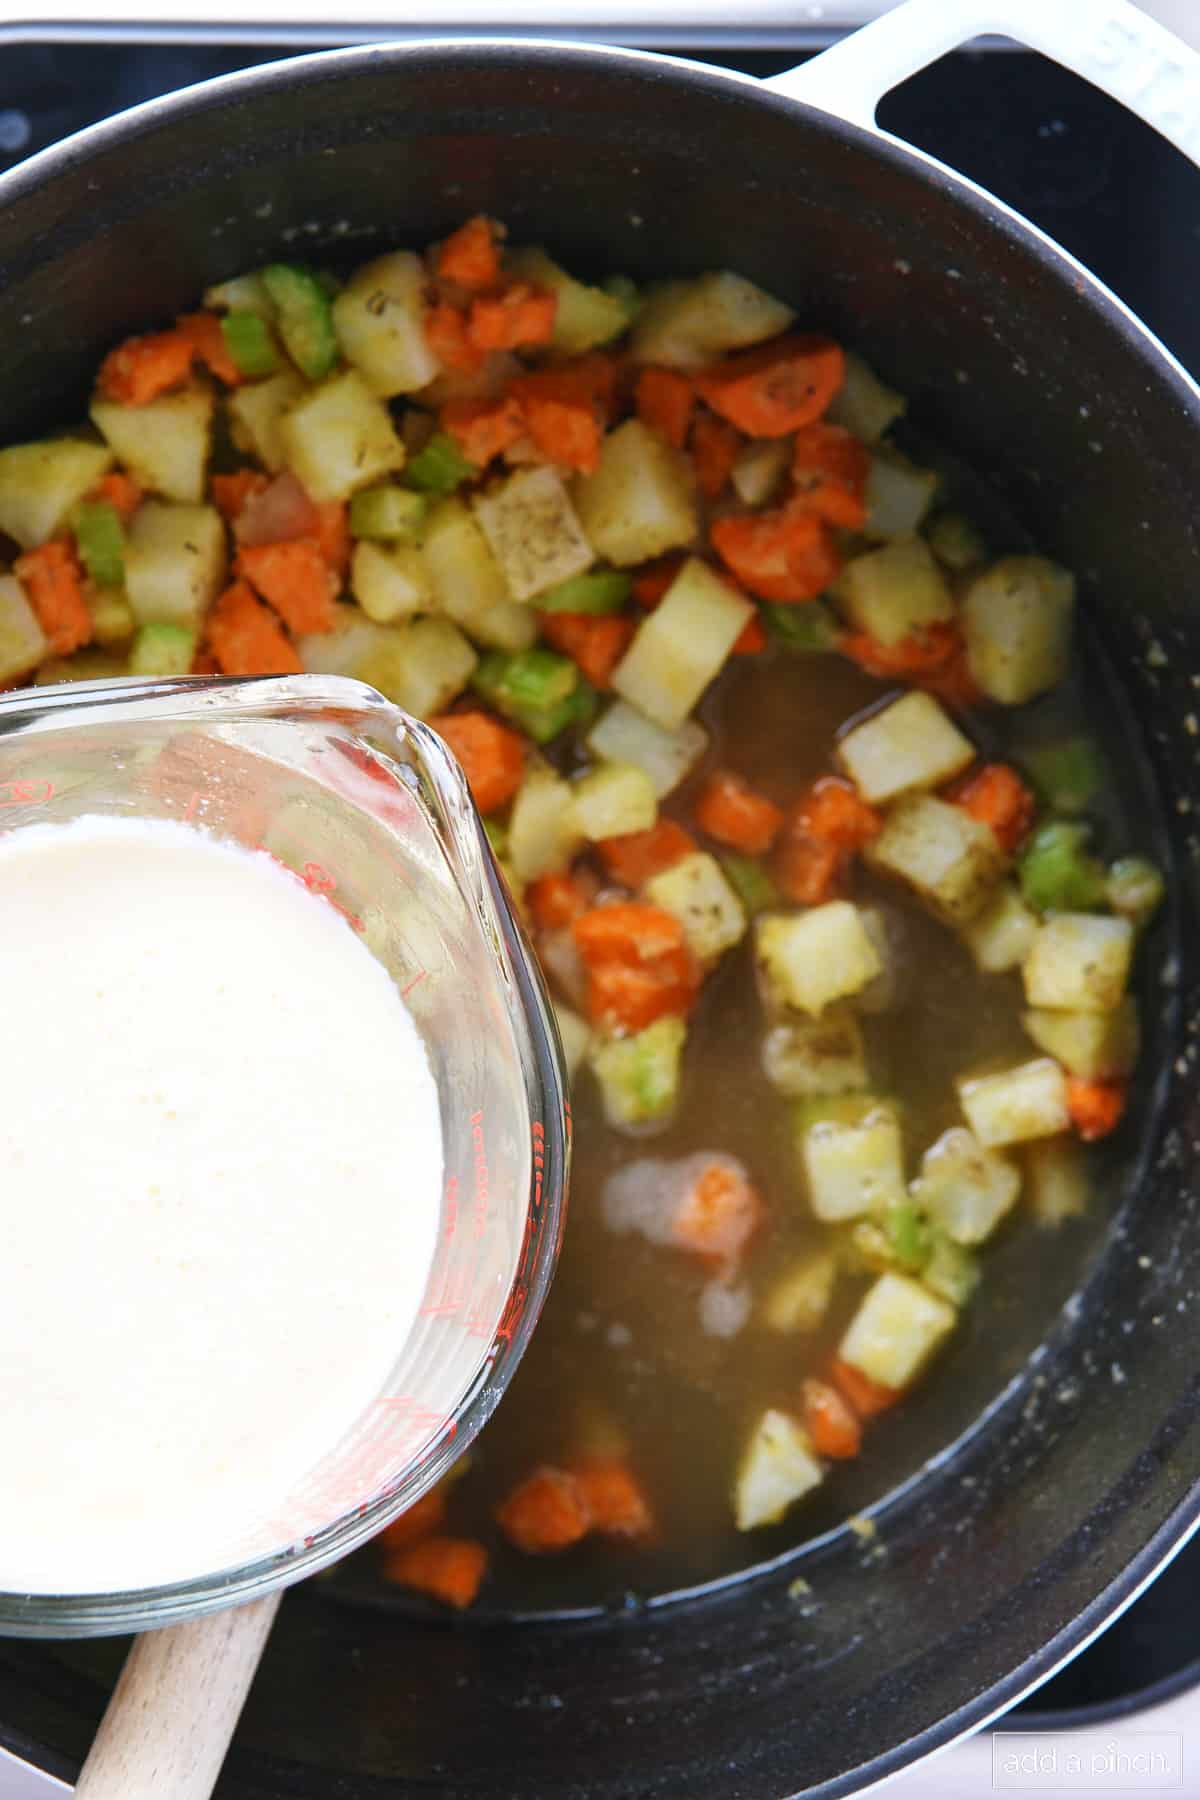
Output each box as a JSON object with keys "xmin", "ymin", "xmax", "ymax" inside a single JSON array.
[{"xmin": 765, "ymin": 0, "xmax": 1200, "ymax": 172}]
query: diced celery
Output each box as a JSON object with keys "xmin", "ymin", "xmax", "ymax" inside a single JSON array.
[
  {"xmin": 204, "ymin": 272, "xmax": 272, "ymax": 317},
  {"xmin": 926, "ymin": 511, "xmax": 987, "ymax": 572},
  {"xmin": 72, "ymin": 500, "xmax": 125, "ymax": 589},
  {"xmin": 1018, "ymin": 821, "xmax": 1107, "ymax": 913},
  {"xmin": 128, "ymin": 621, "xmax": 197, "ymax": 677},
  {"xmin": 763, "ymin": 599, "xmax": 839, "ymax": 651},
  {"xmin": 571, "ymin": 761, "xmax": 657, "ymax": 842},
  {"xmin": 537, "ymin": 569, "xmax": 631, "ymax": 615},
  {"xmin": 1106, "ymin": 855, "xmax": 1164, "ymax": 929},
  {"xmin": 885, "ymin": 1201, "xmax": 932, "ymax": 1272},
  {"xmin": 589, "ymin": 1016, "xmax": 687, "ymax": 1130},
  {"xmin": 923, "ymin": 1234, "xmax": 980, "ymax": 1306},
  {"xmin": 405, "ymin": 432, "xmax": 475, "ymax": 495},
  {"xmin": 720, "ymin": 852, "xmax": 779, "ymax": 916},
  {"xmin": 261, "ymin": 262, "xmax": 338, "ymax": 380},
  {"xmin": 602, "ymin": 274, "xmax": 641, "ymax": 318},
  {"xmin": 471, "ymin": 466, "xmax": 593, "ymax": 602},
  {"xmin": 473, "ymin": 648, "xmax": 587, "ymax": 744},
  {"xmin": 349, "ymin": 484, "xmax": 428, "ymax": 543},
  {"xmin": 220, "ymin": 309, "xmax": 281, "ymax": 379},
  {"xmin": 1023, "ymin": 738, "xmax": 1106, "ymax": 815}
]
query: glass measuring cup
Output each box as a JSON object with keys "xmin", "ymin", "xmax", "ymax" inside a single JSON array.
[{"xmin": 0, "ymin": 672, "xmax": 569, "ymax": 1639}]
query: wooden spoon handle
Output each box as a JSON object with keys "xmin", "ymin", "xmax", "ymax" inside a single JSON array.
[{"xmin": 74, "ymin": 1591, "xmax": 281, "ymax": 1800}]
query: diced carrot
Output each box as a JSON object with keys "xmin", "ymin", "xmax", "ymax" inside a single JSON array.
[
  {"xmin": 829, "ymin": 1358, "xmax": 901, "ymax": 1419},
  {"xmin": 731, "ymin": 613, "xmax": 767, "ymax": 656},
  {"xmin": 236, "ymin": 539, "xmax": 337, "ymax": 636},
  {"xmin": 235, "ymin": 470, "xmax": 319, "ymax": 546},
  {"xmin": 441, "ymin": 394, "xmax": 527, "ymax": 467},
  {"xmin": 208, "ymin": 579, "xmax": 302, "ymax": 676},
  {"xmin": 510, "ymin": 354, "xmax": 620, "ymax": 422},
  {"xmin": 631, "ymin": 554, "xmax": 686, "ymax": 610},
  {"xmin": 540, "ymin": 613, "xmax": 634, "ymax": 689},
  {"xmin": 570, "ymin": 1458, "xmax": 654, "ymax": 1540},
  {"xmin": 635, "ymin": 367, "xmax": 693, "ymax": 449},
  {"xmin": 597, "ymin": 819, "xmax": 696, "ymax": 887},
  {"xmin": 1066, "ymin": 1077, "xmax": 1127, "ymax": 1142},
  {"xmin": 800, "ymin": 1377, "xmax": 862, "ymax": 1459},
  {"xmin": 695, "ymin": 770, "xmax": 783, "ymax": 854},
  {"xmin": 710, "ymin": 504, "xmax": 840, "ymax": 603},
  {"xmin": 573, "ymin": 901, "xmax": 697, "ymax": 1032},
  {"xmin": 427, "ymin": 708, "xmax": 526, "ymax": 814},
  {"xmin": 790, "ymin": 421, "xmax": 869, "ymax": 530},
  {"xmin": 945, "ymin": 761, "xmax": 1035, "ymax": 855},
  {"xmin": 14, "ymin": 540, "xmax": 91, "ymax": 656},
  {"xmin": 690, "ymin": 411, "xmax": 741, "ymax": 501},
  {"xmin": 693, "ymin": 334, "xmax": 845, "ymax": 438},
  {"xmin": 312, "ymin": 500, "xmax": 350, "ymax": 578},
  {"xmin": 211, "ymin": 469, "xmax": 270, "ymax": 521},
  {"xmin": 495, "ymin": 1466, "xmax": 591, "ymax": 1555},
  {"xmin": 436, "ymin": 214, "xmax": 502, "ymax": 291},
  {"xmin": 468, "ymin": 281, "xmax": 557, "ymax": 353},
  {"xmin": 424, "ymin": 299, "xmax": 486, "ymax": 374},
  {"xmin": 670, "ymin": 1160, "xmax": 764, "ymax": 1270},
  {"xmin": 89, "ymin": 470, "xmax": 143, "ymax": 522},
  {"xmin": 574, "ymin": 902, "xmax": 687, "ymax": 965},
  {"xmin": 381, "ymin": 1535, "xmax": 488, "ymax": 1609},
  {"xmin": 526, "ymin": 870, "xmax": 596, "ymax": 932},
  {"xmin": 96, "ymin": 329, "xmax": 194, "ymax": 406},
  {"xmin": 520, "ymin": 395, "xmax": 602, "ymax": 474},
  {"xmin": 377, "ymin": 1487, "xmax": 448, "ymax": 1551},
  {"xmin": 797, "ymin": 776, "xmax": 883, "ymax": 851},
  {"xmin": 839, "ymin": 621, "xmax": 975, "ymax": 703},
  {"xmin": 773, "ymin": 827, "xmax": 843, "ymax": 906},
  {"xmin": 176, "ymin": 311, "xmax": 242, "ymax": 386},
  {"xmin": 191, "ymin": 648, "xmax": 221, "ymax": 676}
]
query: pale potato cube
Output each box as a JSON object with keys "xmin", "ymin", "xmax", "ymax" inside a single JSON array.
[
  {"xmin": 756, "ymin": 903, "xmax": 883, "ymax": 1017},
  {"xmin": 733, "ymin": 1408, "xmax": 824, "ymax": 1531},
  {"xmin": 838, "ymin": 1272, "xmax": 956, "ymax": 1389},
  {"xmin": 332, "ymin": 251, "xmax": 440, "ymax": 396},
  {"xmin": 91, "ymin": 384, "xmax": 213, "ymax": 503},
  {"xmin": 802, "ymin": 1102, "xmax": 905, "ymax": 1222},
  {"xmin": 0, "ymin": 438, "xmax": 112, "ymax": 549},
  {"xmin": 471, "ymin": 466, "xmax": 593, "ymax": 602},
  {"xmin": 837, "ymin": 691, "xmax": 974, "ymax": 805},
  {"xmin": 761, "ymin": 1251, "xmax": 837, "ymax": 1334},
  {"xmin": 761, "ymin": 1011, "xmax": 867, "ymax": 1097},
  {"xmin": 279, "ymin": 368, "xmax": 406, "ymax": 502},
  {"xmin": 573, "ymin": 418, "xmax": 699, "ymax": 567},
  {"xmin": 825, "ymin": 350, "xmax": 906, "ymax": 442},
  {"xmin": 585, "ymin": 699, "xmax": 707, "ymax": 798},
  {"xmin": 226, "ymin": 369, "xmax": 308, "ymax": 472},
  {"xmin": 0, "ymin": 573, "xmax": 47, "ymax": 680},
  {"xmin": 350, "ymin": 540, "xmax": 432, "ymax": 623},
  {"xmin": 867, "ymin": 795, "xmax": 1005, "ymax": 925},
  {"xmin": 507, "ymin": 248, "xmax": 630, "ymax": 355},
  {"xmin": 612, "ymin": 557, "xmax": 752, "ymax": 730},
  {"xmin": 1022, "ymin": 913, "xmax": 1134, "ymax": 1013},
  {"xmin": 1023, "ymin": 1135, "xmax": 1089, "ymax": 1226},
  {"xmin": 957, "ymin": 1058, "xmax": 1070, "ymax": 1148},
  {"xmin": 1022, "ymin": 998, "xmax": 1139, "ymax": 1080},
  {"xmin": 837, "ymin": 537, "xmax": 952, "ymax": 646},
  {"xmin": 731, "ymin": 438, "xmax": 790, "ymax": 508},
  {"xmin": 422, "ymin": 498, "xmax": 536, "ymax": 652},
  {"xmin": 553, "ymin": 1002, "xmax": 592, "ymax": 1082},
  {"xmin": 963, "ymin": 554, "xmax": 1075, "ymax": 704},
  {"xmin": 509, "ymin": 765, "xmax": 584, "ymax": 882},
  {"xmin": 963, "ymin": 882, "xmax": 1039, "ymax": 972},
  {"xmin": 123, "ymin": 502, "xmax": 226, "ymax": 629},
  {"xmin": 911, "ymin": 1126, "xmax": 1020, "ymax": 1244},
  {"xmin": 354, "ymin": 616, "xmax": 477, "ymax": 720},
  {"xmin": 644, "ymin": 850, "xmax": 746, "ymax": 963},
  {"xmin": 633, "ymin": 271, "xmax": 795, "ymax": 370},
  {"xmin": 863, "ymin": 450, "xmax": 939, "ymax": 541},
  {"xmin": 570, "ymin": 761, "xmax": 657, "ymax": 842},
  {"xmin": 297, "ymin": 606, "xmax": 397, "ymax": 678}
]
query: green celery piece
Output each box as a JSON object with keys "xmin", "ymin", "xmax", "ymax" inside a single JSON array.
[
  {"xmin": 472, "ymin": 648, "xmax": 584, "ymax": 744},
  {"xmin": 498, "ymin": 648, "xmax": 578, "ymax": 710},
  {"xmin": 719, "ymin": 852, "xmax": 780, "ymax": 916},
  {"xmin": 593, "ymin": 1016, "xmax": 685, "ymax": 1127},
  {"xmin": 261, "ymin": 263, "xmax": 338, "ymax": 380},
  {"xmin": 1019, "ymin": 821, "xmax": 1108, "ymax": 913},
  {"xmin": 1023, "ymin": 737, "xmax": 1106, "ymax": 815},
  {"xmin": 482, "ymin": 815, "xmax": 510, "ymax": 858},
  {"xmin": 220, "ymin": 309, "xmax": 282, "ymax": 378},
  {"xmin": 601, "ymin": 274, "xmax": 641, "ymax": 322},
  {"xmin": 73, "ymin": 500, "xmax": 124, "ymax": 589},
  {"xmin": 404, "ymin": 432, "xmax": 475, "ymax": 495},
  {"xmin": 128, "ymin": 622, "xmax": 197, "ymax": 677},
  {"xmin": 924, "ymin": 1233, "xmax": 980, "ymax": 1307},
  {"xmin": 349, "ymin": 485, "xmax": 428, "ymax": 543},
  {"xmin": 885, "ymin": 1202, "xmax": 931, "ymax": 1272},
  {"xmin": 1106, "ymin": 855, "xmax": 1164, "ymax": 929},
  {"xmin": 537, "ymin": 569, "xmax": 631, "ymax": 615},
  {"xmin": 764, "ymin": 599, "xmax": 839, "ymax": 651}
]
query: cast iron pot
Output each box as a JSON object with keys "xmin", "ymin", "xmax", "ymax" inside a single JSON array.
[{"xmin": 2, "ymin": 0, "xmax": 1200, "ymax": 1793}]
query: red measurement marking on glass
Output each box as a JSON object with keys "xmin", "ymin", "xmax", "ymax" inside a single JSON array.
[
  {"xmin": 0, "ymin": 778, "xmax": 53, "ymax": 808},
  {"xmin": 469, "ymin": 1110, "xmax": 489, "ymax": 1235},
  {"xmin": 442, "ymin": 1175, "xmax": 460, "ymax": 1241},
  {"xmin": 181, "ymin": 788, "xmax": 202, "ymax": 823},
  {"xmin": 419, "ymin": 1264, "xmax": 471, "ymax": 1318},
  {"xmin": 254, "ymin": 844, "xmax": 365, "ymax": 933},
  {"xmin": 377, "ymin": 1397, "xmax": 456, "ymax": 1447},
  {"xmin": 401, "ymin": 968, "xmax": 428, "ymax": 999},
  {"xmin": 531, "ymin": 1119, "xmax": 545, "ymax": 1212}
]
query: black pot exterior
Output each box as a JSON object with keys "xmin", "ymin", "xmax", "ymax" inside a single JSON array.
[{"xmin": 1, "ymin": 41, "xmax": 1199, "ymax": 1800}]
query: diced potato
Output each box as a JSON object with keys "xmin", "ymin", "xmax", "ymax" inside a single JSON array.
[
  {"xmin": 422, "ymin": 497, "xmax": 537, "ymax": 651},
  {"xmin": 761, "ymin": 1011, "xmax": 867, "ymax": 1097},
  {"xmin": 731, "ymin": 438, "xmax": 790, "ymax": 508},
  {"xmin": 927, "ymin": 511, "xmax": 987, "ymax": 572},
  {"xmin": 0, "ymin": 573, "xmax": 47, "ymax": 680},
  {"xmin": 825, "ymin": 351, "xmax": 906, "ymax": 442},
  {"xmin": 911, "ymin": 1126, "xmax": 1020, "ymax": 1245},
  {"xmin": 1022, "ymin": 997, "xmax": 1139, "ymax": 1080},
  {"xmin": 962, "ymin": 882, "xmax": 1039, "ymax": 972},
  {"xmin": 863, "ymin": 449, "xmax": 939, "ymax": 540},
  {"xmin": 471, "ymin": 466, "xmax": 593, "ymax": 602},
  {"xmin": 35, "ymin": 648, "xmax": 129, "ymax": 686},
  {"xmin": 868, "ymin": 794, "xmax": 1005, "ymax": 926},
  {"xmin": 573, "ymin": 418, "xmax": 699, "ymax": 567},
  {"xmin": 957, "ymin": 1058, "xmax": 1070, "ymax": 1148},
  {"xmin": 836, "ymin": 537, "xmax": 953, "ymax": 647},
  {"xmin": 611, "ymin": 556, "xmax": 751, "ymax": 730},
  {"xmin": 838, "ymin": 1271, "xmax": 956, "ymax": 1390},
  {"xmin": 585, "ymin": 699, "xmax": 707, "ymax": 798},
  {"xmin": 632, "ymin": 271, "xmax": 795, "ymax": 370},
  {"xmin": 91, "ymin": 384, "xmax": 213, "ymax": 504},
  {"xmin": 509, "ymin": 764, "xmax": 584, "ymax": 882},
  {"xmin": 89, "ymin": 587, "xmax": 137, "ymax": 646},
  {"xmin": 570, "ymin": 761, "xmax": 657, "ymax": 842},
  {"xmin": 963, "ymin": 554, "xmax": 1075, "ymax": 705},
  {"xmin": 589, "ymin": 1015, "xmax": 686, "ymax": 1130},
  {"xmin": 644, "ymin": 850, "xmax": 746, "ymax": 963},
  {"xmin": 350, "ymin": 540, "xmax": 432, "ymax": 623},
  {"xmin": 837, "ymin": 691, "xmax": 974, "ymax": 805},
  {"xmin": 507, "ymin": 247, "xmax": 630, "ymax": 354},
  {"xmin": 204, "ymin": 271, "xmax": 272, "ymax": 316},
  {"xmin": 801, "ymin": 1100, "xmax": 905, "ymax": 1222},
  {"xmin": 0, "ymin": 438, "xmax": 113, "ymax": 549},
  {"xmin": 1024, "ymin": 1134, "xmax": 1089, "ymax": 1226},
  {"xmin": 296, "ymin": 605, "xmax": 396, "ymax": 677},
  {"xmin": 332, "ymin": 251, "xmax": 440, "ymax": 396},
  {"xmin": 733, "ymin": 1407, "xmax": 824, "ymax": 1531},
  {"xmin": 393, "ymin": 618, "xmax": 480, "ymax": 718},
  {"xmin": 756, "ymin": 903, "xmax": 883, "ymax": 1018},
  {"xmin": 553, "ymin": 1002, "xmax": 592, "ymax": 1082},
  {"xmin": 278, "ymin": 368, "xmax": 406, "ymax": 502},
  {"xmin": 1022, "ymin": 913, "xmax": 1134, "ymax": 1014},
  {"xmin": 761, "ymin": 1250, "xmax": 837, "ymax": 1334},
  {"xmin": 226, "ymin": 369, "xmax": 308, "ymax": 472},
  {"xmin": 123, "ymin": 502, "xmax": 226, "ymax": 629}
]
